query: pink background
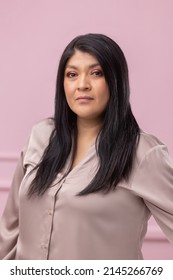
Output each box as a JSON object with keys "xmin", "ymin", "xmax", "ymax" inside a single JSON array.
[{"xmin": 0, "ymin": 0, "xmax": 173, "ymax": 259}]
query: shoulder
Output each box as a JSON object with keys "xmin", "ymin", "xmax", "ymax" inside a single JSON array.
[
  {"xmin": 139, "ymin": 130, "xmax": 165, "ymax": 148},
  {"xmin": 23, "ymin": 118, "xmax": 55, "ymax": 165},
  {"xmin": 30, "ymin": 118, "xmax": 55, "ymax": 143},
  {"xmin": 135, "ymin": 130, "xmax": 167, "ymax": 165}
]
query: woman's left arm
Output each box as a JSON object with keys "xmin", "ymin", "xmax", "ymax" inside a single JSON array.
[{"xmin": 132, "ymin": 145, "xmax": 173, "ymax": 245}]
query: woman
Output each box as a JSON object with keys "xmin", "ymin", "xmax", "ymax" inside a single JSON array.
[{"xmin": 0, "ymin": 33, "xmax": 173, "ymax": 259}]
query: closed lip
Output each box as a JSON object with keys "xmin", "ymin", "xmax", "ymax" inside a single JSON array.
[{"xmin": 76, "ymin": 95, "xmax": 94, "ymax": 100}]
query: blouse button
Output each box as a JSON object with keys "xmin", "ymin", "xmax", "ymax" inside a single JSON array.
[
  {"xmin": 41, "ymin": 244, "xmax": 48, "ymax": 250},
  {"xmin": 48, "ymin": 210, "xmax": 53, "ymax": 216}
]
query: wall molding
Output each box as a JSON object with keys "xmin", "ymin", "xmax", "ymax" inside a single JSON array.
[
  {"xmin": 0, "ymin": 180, "xmax": 11, "ymax": 191},
  {"xmin": 0, "ymin": 153, "xmax": 19, "ymax": 161},
  {"xmin": 0, "ymin": 153, "xmax": 18, "ymax": 191},
  {"xmin": 145, "ymin": 226, "xmax": 167, "ymax": 242}
]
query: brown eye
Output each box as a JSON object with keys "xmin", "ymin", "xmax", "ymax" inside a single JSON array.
[
  {"xmin": 66, "ymin": 72, "xmax": 77, "ymax": 78},
  {"xmin": 91, "ymin": 70, "xmax": 103, "ymax": 77}
]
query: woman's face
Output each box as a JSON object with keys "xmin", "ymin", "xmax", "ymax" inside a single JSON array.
[{"xmin": 64, "ymin": 50, "xmax": 110, "ymax": 123}]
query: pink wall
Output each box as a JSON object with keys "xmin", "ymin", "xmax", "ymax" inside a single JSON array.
[{"xmin": 0, "ymin": 0, "xmax": 173, "ymax": 259}]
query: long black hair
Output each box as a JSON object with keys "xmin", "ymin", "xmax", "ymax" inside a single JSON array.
[{"xmin": 28, "ymin": 33, "xmax": 140, "ymax": 196}]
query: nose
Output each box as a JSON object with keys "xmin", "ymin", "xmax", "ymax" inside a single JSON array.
[{"xmin": 77, "ymin": 75, "xmax": 91, "ymax": 91}]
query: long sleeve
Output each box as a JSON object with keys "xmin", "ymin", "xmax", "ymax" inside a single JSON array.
[
  {"xmin": 0, "ymin": 119, "xmax": 54, "ymax": 260},
  {"xmin": 0, "ymin": 152, "xmax": 25, "ymax": 259},
  {"xmin": 0, "ymin": 119, "xmax": 69, "ymax": 260},
  {"xmin": 132, "ymin": 144, "xmax": 173, "ymax": 245}
]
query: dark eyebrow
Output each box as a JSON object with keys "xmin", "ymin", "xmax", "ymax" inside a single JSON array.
[{"xmin": 65, "ymin": 63, "xmax": 101, "ymax": 70}]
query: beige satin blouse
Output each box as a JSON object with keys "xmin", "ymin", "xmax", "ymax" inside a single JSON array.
[{"xmin": 0, "ymin": 119, "xmax": 173, "ymax": 260}]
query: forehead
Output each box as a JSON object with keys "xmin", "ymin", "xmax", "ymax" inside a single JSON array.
[{"xmin": 66, "ymin": 50, "xmax": 99, "ymax": 67}]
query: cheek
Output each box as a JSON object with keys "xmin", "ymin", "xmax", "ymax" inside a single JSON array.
[
  {"xmin": 64, "ymin": 81, "xmax": 75, "ymax": 97},
  {"xmin": 100, "ymin": 91, "xmax": 110, "ymax": 110},
  {"xmin": 63, "ymin": 81, "xmax": 68, "ymax": 96},
  {"xmin": 64, "ymin": 83, "xmax": 72, "ymax": 103},
  {"xmin": 99, "ymin": 84, "xmax": 110, "ymax": 103}
]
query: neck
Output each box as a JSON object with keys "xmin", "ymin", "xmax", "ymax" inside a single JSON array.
[{"xmin": 77, "ymin": 117, "xmax": 103, "ymax": 140}]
